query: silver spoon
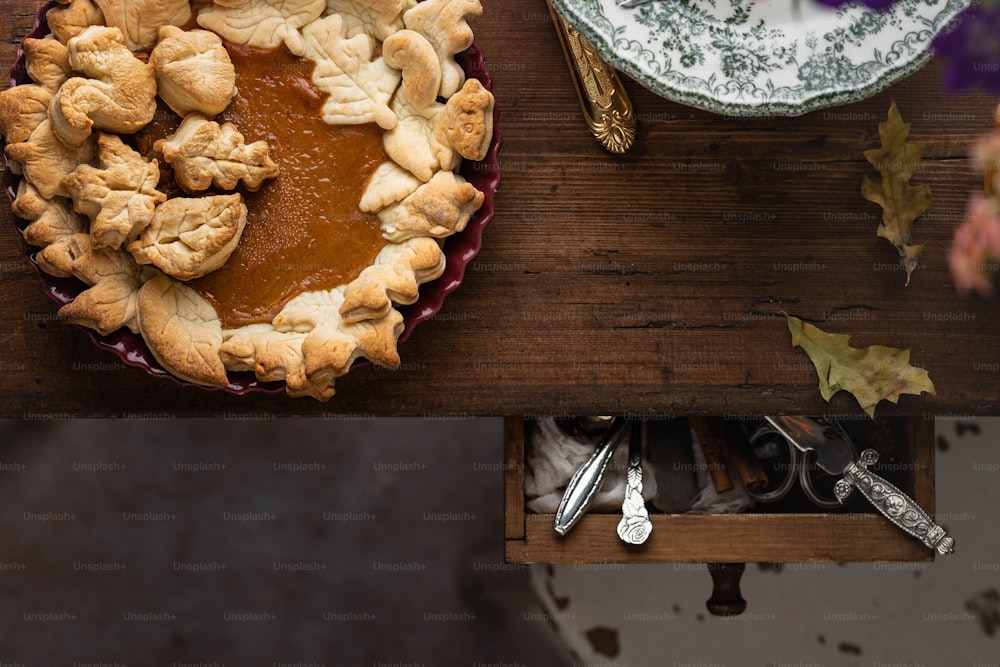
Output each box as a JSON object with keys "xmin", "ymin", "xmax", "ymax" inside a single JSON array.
[
  {"xmin": 617, "ymin": 421, "xmax": 652, "ymax": 544},
  {"xmin": 554, "ymin": 417, "xmax": 630, "ymax": 536}
]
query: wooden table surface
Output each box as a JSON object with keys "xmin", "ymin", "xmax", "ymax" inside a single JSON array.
[{"xmin": 1, "ymin": 0, "xmax": 998, "ymax": 418}]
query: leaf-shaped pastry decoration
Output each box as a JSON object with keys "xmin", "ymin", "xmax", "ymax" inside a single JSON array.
[
  {"xmin": 154, "ymin": 114, "xmax": 279, "ymax": 193},
  {"xmin": 5, "ymin": 119, "xmax": 97, "ymax": 199},
  {"xmin": 359, "ymin": 161, "xmax": 422, "ymax": 212},
  {"xmin": 32, "ymin": 233, "xmax": 148, "ymax": 333},
  {"xmin": 785, "ymin": 314, "xmax": 935, "ymax": 418},
  {"xmin": 382, "ymin": 78, "xmax": 493, "ymax": 181},
  {"xmin": 220, "ymin": 324, "xmax": 318, "ymax": 397},
  {"xmin": 47, "ymin": 0, "xmax": 106, "ymax": 45},
  {"xmin": 402, "ymin": 0, "xmax": 481, "ymax": 97},
  {"xmin": 150, "ymin": 26, "xmax": 238, "ymax": 118},
  {"xmin": 326, "ymin": 0, "xmax": 409, "ymax": 40},
  {"xmin": 129, "ymin": 194, "xmax": 248, "ymax": 281},
  {"xmin": 862, "ymin": 101, "xmax": 932, "ymax": 286},
  {"xmin": 63, "ymin": 233, "xmax": 145, "ymax": 286},
  {"xmin": 339, "ymin": 236, "xmax": 445, "ymax": 322},
  {"xmin": 302, "ymin": 308, "xmax": 404, "ymax": 378},
  {"xmin": 93, "ymin": 0, "xmax": 191, "ymax": 51},
  {"xmin": 12, "ymin": 181, "xmax": 89, "ymax": 248},
  {"xmin": 49, "ymin": 26, "xmax": 158, "ymax": 147},
  {"xmin": 197, "ymin": 0, "xmax": 325, "ymax": 56},
  {"xmin": 301, "ymin": 14, "xmax": 400, "ymax": 129},
  {"xmin": 59, "ymin": 273, "xmax": 144, "ymax": 335},
  {"xmin": 35, "ymin": 233, "xmax": 91, "ymax": 279},
  {"xmin": 272, "ymin": 287, "xmax": 404, "ymax": 398},
  {"xmin": 382, "ymin": 29, "xmax": 442, "ymax": 114},
  {"xmin": 23, "ymin": 37, "xmax": 71, "ymax": 93},
  {"xmin": 0, "ymin": 84, "xmax": 53, "ymax": 146},
  {"xmin": 137, "ymin": 274, "xmax": 229, "ymax": 387},
  {"xmin": 378, "ymin": 170, "xmax": 483, "ymax": 242},
  {"xmin": 62, "ymin": 132, "xmax": 166, "ymax": 250},
  {"xmin": 434, "ymin": 78, "xmax": 494, "ymax": 161}
]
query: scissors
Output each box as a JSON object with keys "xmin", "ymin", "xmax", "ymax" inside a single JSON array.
[
  {"xmin": 747, "ymin": 415, "xmax": 955, "ymax": 555},
  {"xmin": 744, "ymin": 416, "xmax": 854, "ymax": 509}
]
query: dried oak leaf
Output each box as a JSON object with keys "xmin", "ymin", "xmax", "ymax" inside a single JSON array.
[
  {"xmin": 154, "ymin": 113, "xmax": 278, "ymax": 193},
  {"xmin": 301, "ymin": 14, "xmax": 400, "ymax": 129},
  {"xmin": 785, "ymin": 314, "xmax": 935, "ymax": 418},
  {"xmin": 862, "ymin": 101, "xmax": 932, "ymax": 286}
]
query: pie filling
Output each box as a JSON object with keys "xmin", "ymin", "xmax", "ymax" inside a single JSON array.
[{"xmin": 184, "ymin": 44, "xmax": 389, "ymax": 328}]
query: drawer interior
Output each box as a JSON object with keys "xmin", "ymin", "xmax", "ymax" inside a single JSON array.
[{"xmin": 504, "ymin": 416, "xmax": 936, "ymax": 564}]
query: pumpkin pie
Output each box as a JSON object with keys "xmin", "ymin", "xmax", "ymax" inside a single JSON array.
[{"xmin": 2, "ymin": 0, "xmax": 495, "ymax": 400}]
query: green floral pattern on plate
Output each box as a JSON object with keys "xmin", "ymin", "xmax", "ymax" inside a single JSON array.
[{"xmin": 549, "ymin": 0, "xmax": 971, "ymax": 116}]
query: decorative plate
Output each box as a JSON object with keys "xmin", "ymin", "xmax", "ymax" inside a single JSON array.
[
  {"xmin": 549, "ymin": 0, "xmax": 971, "ymax": 117},
  {"xmin": 4, "ymin": 1, "xmax": 501, "ymax": 396}
]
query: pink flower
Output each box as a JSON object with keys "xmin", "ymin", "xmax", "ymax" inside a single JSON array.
[{"xmin": 949, "ymin": 195, "xmax": 1000, "ymax": 297}]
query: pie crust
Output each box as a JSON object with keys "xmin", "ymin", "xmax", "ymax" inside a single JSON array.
[{"xmin": 3, "ymin": 0, "xmax": 495, "ymax": 400}]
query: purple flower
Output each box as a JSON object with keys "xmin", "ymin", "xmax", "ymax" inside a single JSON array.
[
  {"xmin": 932, "ymin": 5, "xmax": 1000, "ymax": 94},
  {"xmin": 812, "ymin": 0, "xmax": 898, "ymax": 10}
]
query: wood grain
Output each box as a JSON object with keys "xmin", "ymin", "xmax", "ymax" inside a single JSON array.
[
  {"xmin": 504, "ymin": 416, "xmax": 526, "ymax": 540},
  {"xmin": 505, "ymin": 513, "xmax": 934, "ymax": 563},
  {"xmin": 1, "ymin": 0, "xmax": 998, "ymax": 417}
]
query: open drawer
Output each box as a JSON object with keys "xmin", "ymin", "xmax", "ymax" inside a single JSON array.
[{"xmin": 503, "ymin": 416, "xmax": 938, "ymax": 564}]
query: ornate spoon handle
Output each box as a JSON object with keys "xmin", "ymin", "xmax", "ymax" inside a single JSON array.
[
  {"xmin": 617, "ymin": 424, "xmax": 652, "ymax": 545},
  {"xmin": 834, "ymin": 449, "xmax": 955, "ymax": 556},
  {"xmin": 545, "ymin": 0, "xmax": 636, "ymax": 153},
  {"xmin": 554, "ymin": 417, "xmax": 630, "ymax": 536}
]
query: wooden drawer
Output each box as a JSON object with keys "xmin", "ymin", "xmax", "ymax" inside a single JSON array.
[{"xmin": 504, "ymin": 416, "xmax": 937, "ymax": 564}]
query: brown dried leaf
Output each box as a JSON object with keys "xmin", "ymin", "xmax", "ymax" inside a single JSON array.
[{"xmin": 861, "ymin": 100, "xmax": 932, "ymax": 285}]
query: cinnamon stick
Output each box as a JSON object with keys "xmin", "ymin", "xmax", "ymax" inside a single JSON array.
[
  {"xmin": 722, "ymin": 422, "xmax": 770, "ymax": 493},
  {"xmin": 690, "ymin": 417, "xmax": 733, "ymax": 494}
]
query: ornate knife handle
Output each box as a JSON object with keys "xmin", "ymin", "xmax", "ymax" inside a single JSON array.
[{"xmin": 834, "ymin": 449, "xmax": 955, "ymax": 556}]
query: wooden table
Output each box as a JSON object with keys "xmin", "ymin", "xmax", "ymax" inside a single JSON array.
[{"xmin": 1, "ymin": 0, "xmax": 997, "ymax": 418}]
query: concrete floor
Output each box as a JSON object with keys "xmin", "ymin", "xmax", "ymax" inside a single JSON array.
[
  {"xmin": 0, "ymin": 418, "xmax": 571, "ymax": 666},
  {"xmin": 0, "ymin": 417, "xmax": 996, "ymax": 666}
]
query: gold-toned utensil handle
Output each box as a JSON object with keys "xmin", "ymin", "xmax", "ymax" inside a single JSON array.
[{"xmin": 545, "ymin": 1, "xmax": 636, "ymax": 154}]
